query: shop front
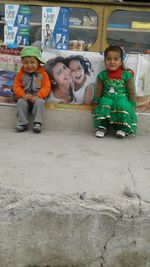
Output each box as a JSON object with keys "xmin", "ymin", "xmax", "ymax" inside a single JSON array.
[{"xmin": 0, "ymin": 0, "xmax": 150, "ymax": 113}]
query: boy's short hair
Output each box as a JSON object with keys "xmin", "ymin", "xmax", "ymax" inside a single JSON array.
[{"xmin": 21, "ymin": 46, "xmax": 45, "ymax": 64}]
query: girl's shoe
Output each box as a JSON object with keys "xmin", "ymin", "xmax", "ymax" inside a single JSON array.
[
  {"xmin": 95, "ymin": 127, "xmax": 106, "ymax": 138},
  {"xmin": 116, "ymin": 130, "xmax": 125, "ymax": 138}
]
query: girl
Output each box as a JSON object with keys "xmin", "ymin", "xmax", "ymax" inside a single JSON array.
[
  {"xmin": 44, "ymin": 56, "xmax": 75, "ymax": 104},
  {"xmin": 66, "ymin": 55, "xmax": 94, "ymax": 104},
  {"xmin": 92, "ymin": 45, "xmax": 137, "ymax": 138}
]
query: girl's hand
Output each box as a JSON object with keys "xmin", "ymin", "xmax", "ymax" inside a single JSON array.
[
  {"xmin": 92, "ymin": 103, "xmax": 97, "ymax": 109},
  {"xmin": 92, "ymin": 95, "xmax": 99, "ymax": 104}
]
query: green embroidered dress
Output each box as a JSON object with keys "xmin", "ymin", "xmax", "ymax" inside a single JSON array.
[{"xmin": 92, "ymin": 70, "xmax": 137, "ymax": 135}]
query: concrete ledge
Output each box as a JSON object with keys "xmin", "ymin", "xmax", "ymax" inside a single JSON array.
[
  {"xmin": 0, "ymin": 104, "xmax": 150, "ymax": 135},
  {"xmin": 0, "ymin": 188, "xmax": 150, "ymax": 267},
  {"xmin": 0, "ymin": 127, "xmax": 150, "ymax": 267}
]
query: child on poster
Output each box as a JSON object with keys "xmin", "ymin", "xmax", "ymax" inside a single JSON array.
[
  {"xmin": 43, "ymin": 24, "xmax": 53, "ymax": 48},
  {"xmin": 66, "ymin": 55, "xmax": 94, "ymax": 104},
  {"xmin": 13, "ymin": 46, "xmax": 51, "ymax": 133},
  {"xmin": 92, "ymin": 45, "xmax": 137, "ymax": 138}
]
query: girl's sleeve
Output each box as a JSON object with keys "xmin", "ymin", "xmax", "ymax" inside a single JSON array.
[
  {"xmin": 36, "ymin": 69, "xmax": 51, "ymax": 99},
  {"xmin": 126, "ymin": 74, "xmax": 137, "ymax": 106}
]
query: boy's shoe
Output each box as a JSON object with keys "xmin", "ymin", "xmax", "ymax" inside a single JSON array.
[
  {"xmin": 116, "ymin": 130, "xmax": 126, "ymax": 138},
  {"xmin": 15, "ymin": 124, "xmax": 28, "ymax": 132},
  {"xmin": 33, "ymin": 122, "xmax": 41, "ymax": 133},
  {"xmin": 95, "ymin": 127, "xmax": 106, "ymax": 138}
]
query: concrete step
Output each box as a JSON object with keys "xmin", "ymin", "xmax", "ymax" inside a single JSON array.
[{"xmin": 0, "ymin": 104, "xmax": 150, "ymax": 135}]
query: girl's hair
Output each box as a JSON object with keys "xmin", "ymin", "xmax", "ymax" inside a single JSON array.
[
  {"xmin": 104, "ymin": 45, "xmax": 124, "ymax": 62},
  {"xmin": 66, "ymin": 55, "xmax": 93, "ymax": 76},
  {"xmin": 44, "ymin": 56, "xmax": 67, "ymax": 80}
]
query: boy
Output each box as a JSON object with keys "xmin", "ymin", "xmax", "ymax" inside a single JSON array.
[{"xmin": 13, "ymin": 46, "xmax": 51, "ymax": 133}]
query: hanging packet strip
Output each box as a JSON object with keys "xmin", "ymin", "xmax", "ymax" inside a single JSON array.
[
  {"xmin": 4, "ymin": 4, "xmax": 30, "ymax": 47},
  {"xmin": 42, "ymin": 7, "xmax": 69, "ymax": 50}
]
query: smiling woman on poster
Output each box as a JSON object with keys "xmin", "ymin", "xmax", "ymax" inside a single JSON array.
[{"xmin": 44, "ymin": 56, "xmax": 75, "ymax": 103}]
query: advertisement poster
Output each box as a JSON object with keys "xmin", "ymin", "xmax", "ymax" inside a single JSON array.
[
  {"xmin": 134, "ymin": 55, "xmax": 150, "ymax": 113},
  {"xmin": 0, "ymin": 47, "xmax": 150, "ymax": 114},
  {"xmin": 42, "ymin": 7, "xmax": 69, "ymax": 50},
  {"xmin": 42, "ymin": 50, "xmax": 150, "ymax": 113},
  {"xmin": 4, "ymin": 4, "xmax": 30, "ymax": 46},
  {"xmin": 0, "ymin": 46, "xmax": 21, "ymax": 105},
  {"xmin": 42, "ymin": 50, "xmax": 102, "ymax": 106}
]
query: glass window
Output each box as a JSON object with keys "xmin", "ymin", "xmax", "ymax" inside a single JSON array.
[
  {"xmin": 68, "ymin": 8, "xmax": 98, "ymax": 51},
  {"xmin": 30, "ymin": 6, "xmax": 98, "ymax": 51},
  {"xmin": 0, "ymin": 4, "xmax": 98, "ymax": 51},
  {"xmin": 107, "ymin": 10, "xmax": 150, "ymax": 53},
  {"xmin": 30, "ymin": 6, "xmax": 42, "ymax": 47}
]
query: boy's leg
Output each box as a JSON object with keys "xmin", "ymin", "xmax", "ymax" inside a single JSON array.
[
  {"xmin": 16, "ymin": 98, "xmax": 29, "ymax": 125},
  {"xmin": 32, "ymin": 98, "xmax": 45, "ymax": 124},
  {"xmin": 32, "ymin": 98, "xmax": 45, "ymax": 133}
]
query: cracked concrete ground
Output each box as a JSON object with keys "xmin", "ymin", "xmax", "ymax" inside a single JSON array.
[
  {"xmin": 0, "ymin": 128, "xmax": 150, "ymax": 202},
  {"xmin": 0, "ymin": 106, "xmax": 150, "ymax": 267},
  {"xmin": 0, "ymin": 128, "xmax": 150, "ymax": 267}
]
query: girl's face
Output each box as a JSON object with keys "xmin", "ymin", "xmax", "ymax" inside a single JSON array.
[
  {"xmin": 105, "ymin": 51, "xmax": 122, "ymax": 71},
  {"xmin": 69, "ymin": 60, "xmax": 84, "ymax": 85},
  {"xmin": 22, "ymin": 56, "xmax": 39, "ymax": 73},
  {"xmin": 52, "ymin": 62, "xmax": 72, "ymax": 86}
]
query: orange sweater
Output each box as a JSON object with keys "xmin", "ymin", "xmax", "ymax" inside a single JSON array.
[{"xmin": 13, "ymin": 66, "xmax": 51, "ymax": 99}]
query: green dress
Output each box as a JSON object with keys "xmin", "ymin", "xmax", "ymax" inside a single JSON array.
[{"xmin": 92, "ymin": 70, "xmax": 137, "ymax": 135}]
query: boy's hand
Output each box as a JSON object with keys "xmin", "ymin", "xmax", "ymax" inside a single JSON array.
[
  {"xmin": 22, "ymin": 94, "xmax": 32, "ymax": 101},
  {"xmin": 29, "ymin": 95, "xmax": 38, "ymax": 103},
  {"xmin": 21, "ymin": 94, "xmax": 39, "ymax": 103}
]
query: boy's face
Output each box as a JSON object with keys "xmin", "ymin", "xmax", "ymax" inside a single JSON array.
[{"xmin": 22, "ymin": 56, "xmax": 39, "ymax": 73}]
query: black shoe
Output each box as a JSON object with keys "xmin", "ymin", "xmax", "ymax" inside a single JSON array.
[
  {"xmin": 33, "ymin": 123, "xmax": 41, "ymax": 133},
  {"xmin": 15, "ymin": 124, "xmax": 28, "ymax": 132}
]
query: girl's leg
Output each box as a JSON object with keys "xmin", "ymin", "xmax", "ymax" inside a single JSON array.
[
  {"xmin": 112, "ymin": 97, "xmax": 137, "ymax": 136},
  {"xmin": 93, "ymin": 96, "xmax": 113, "ymax": 130}
]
